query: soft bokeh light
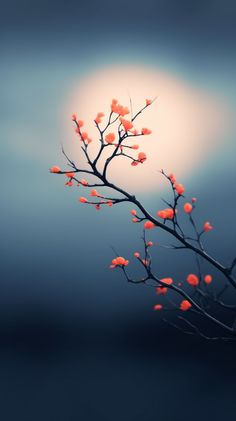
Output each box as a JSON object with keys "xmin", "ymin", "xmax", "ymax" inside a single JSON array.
[{"xmin": 64, "ymin": 65, "xmax": 228, "ymax": 192}]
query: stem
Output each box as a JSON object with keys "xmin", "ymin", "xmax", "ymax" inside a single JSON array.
[
  {"xmin": 149, "ymin": 274, "xmax": 235, "ymax": 335},
  {"xmin": 103, "ymin": 177, "xmax": 236, "ymax": 289}
]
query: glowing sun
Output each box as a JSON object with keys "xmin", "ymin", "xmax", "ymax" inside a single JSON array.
[{"xmin": 63, "ymin": 65, "xmax": 227, "ymax": 193}]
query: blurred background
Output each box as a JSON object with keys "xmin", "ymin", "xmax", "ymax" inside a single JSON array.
[{"xmin": 1, "ymin": 0, "xmax": 236, "ymax": 420}]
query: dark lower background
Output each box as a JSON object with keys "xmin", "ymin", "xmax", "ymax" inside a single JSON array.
[{"xmin": 0, "ymin": 312, "xmax": 235, "ymax": 421}]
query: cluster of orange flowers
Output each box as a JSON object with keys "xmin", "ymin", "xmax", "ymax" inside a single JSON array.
[
  {"xmin": 131, "ymin": 152, "xmax": 147, "ymax": 166},
  {"xmin": 157, "ymin": 208, "xmax": 175, "ymax": 220},
  {"xmin": 50, "ymin": 166, "xmax": 214, "ymax": 235},
  {"xmin": 111, "ymin": 99, "xmax": 130, "ymax": 116},
  {"xmin": 155, "ymin": 273, "xmax": 213, "ymax": 294},
  {"xmin": 154, "ymin": 300, "xmax": 192, "ymax": 311},
  {"xmin": 95, "ymin": 112, "xmax": 105, "ymax": 124},
  {"xmin": 110, "ymin": 256, "xmax": 129, "ymax": 269},
  {"xmin": 168, "ymin": 173, "xmax": 185, "ymax": 195},
  {"xmin": 72, "ymin": 114, "xmax": 93, "ymax": 144},
  {"xmin": 72, "ymin": 99, "xmax": 153, "ymax": 166},
  {"xmin": 120, "ymin": 117, "xmax": 133, "ymax": 132},
  {"xmin": 79, "ymin": 194, "xmax": 113, "ymax": 210},
  {"xmin": 154, "ymin": 272, "xmax": 213, "ymax": 312},
  {"xmin": 126, "ymin": 177, "xmax": 212, "ymax": 233},
  {"xmin": 51, "ymin": 98, "xmax": 216, "ymax": 320},
  {"xmin": 187, "ymin": 273, "xmax": 213, "ymax": 285},
  {"xmin": 72, "ymin": 114, "xmax": 84, "ymax": 128}
]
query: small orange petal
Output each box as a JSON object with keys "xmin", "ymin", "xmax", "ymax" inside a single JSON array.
[
  {"xmin": 141, "ymin": 128, "xmax": 152, "ymax": 135},
  {"xmin": 105, "ymin": 133, "xmax": 115, "ymax": 144},
  {"xmin": 144, "ymin": 221, "xmax": 155, "ymax": 230},
  {"xmin": 186, "ymin": 274, "xmax": 199, "ymax": 286},
  {"xmin": 81, "ymin": 132, "xmax": 88, "ymax": 140},
  {"xmin": 153, "ymin": 304, "xmax": 163, "ymax": 311},
  {"xmin": 138, "ymin": 152, "xmax": 147, "ymax": 163},
  {"xmin": 204, "ymin": 274, "xmax": 213, "ymax": 284},
  {"xmin": 168, "ymin": 173, "xmax": 176, "ymax": 184},
  {"xmin": 111, "ymin": 256, "xmax": 129, "ymax": 267},
  {"xmin": 157, "ymin": 208, "xmax": 174, "ymax": 220},
  {"xmin": 90, "ymin": 189, "xmax": 100, "ymax": 197},
  {"xmin": 65, "ymin": 172, "xmax": 75, "ymax": 178},
  {"xmin": 160, "ymin": 277, "xmax": 173, "ymax": 285},
  {"xmin": 203, "ymin": 221, "xmax": 213, "ymax": 232},
  {"xmin": 130, "ymin": 129, "xmax": 139, "ymax": 136},
  {"xmin": 80, "ymin": 179, "xmax": 88, "ymax": 186},
  {"xmin": 120, "ymin": 118, "xmax": 133, "ymax": 131},
  {"xmin": 77, "ymin": 120, "xmax": 84, "ymax": 127},
  {"xmin": 156, "ymin": 286, "xmax": 168, "ymax": 295},
  {"xmin": 65, "ymin": 181, "xmax": 73, "ymax": 187},
  {"xmin": 175, "ymin": 183, "xmax": 185, "ymax": 195},
  {"xmin": 184, "ymin": 203, "xmax": 193, "ymax": 213},
  {"xmin": 180, "ymin": 300, "xmax": 192, "ymax": 311},
  {"xmin": 50, "ymin": 166, "xmax": 61, "ymax": 173}
]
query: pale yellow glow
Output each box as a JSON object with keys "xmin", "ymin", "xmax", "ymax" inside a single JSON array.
[{"xmin": 63, "ymin": 65, "xmax": 227, "ymax": 193}]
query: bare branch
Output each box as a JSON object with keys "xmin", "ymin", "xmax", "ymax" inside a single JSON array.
[{"xmin": 51, "ymin": 97, "xmax": 236, "ymax": 340}]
